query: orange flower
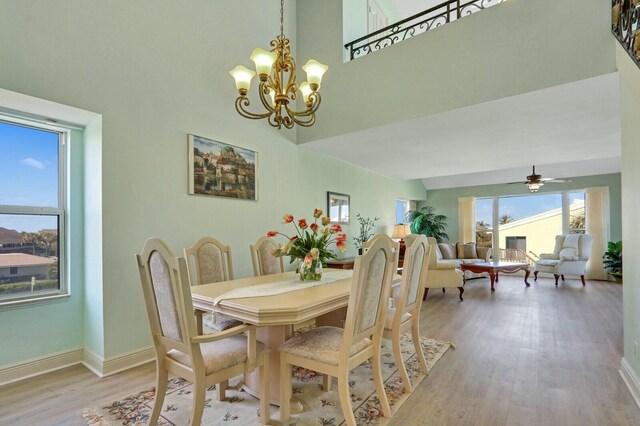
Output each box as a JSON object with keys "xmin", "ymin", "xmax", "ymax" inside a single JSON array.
[
  {"xmin": 267, "ymin": 230, "xmax": 277, "ymax": 237},
  {"xmin": 321, "ymin": 216, "xmax": 330, "ymax": 226},
  {"xmin": 330, "ymin": 224, "xmax": 342, "ymax": 233},
  {"xmin": 282, "ymin": 213, "xmax": 294, "ymax": 224},
  {"xmin": 298, "ymin": 219, "xmax": 308, "ymax": 229},
  {"xmin": 336, "ymin": 233, "xmax": 347, "ymax": 243},
  {"xmin": 313, "ymin": 208, "xmax": 323, "ymax": 218},
  {"xmin": 303, "ymin": 254, "xmax": 313, "ymax": 267},
  {"xmin": 336, "ymin": 241, "xmax": 347, "ymax": 252},
  {"xmin": 310, "ymin": 223, "xmax": 319, "ymax": 232},
  {"xmin": 290, "ymin": 235, "xmax": 298, "ymax": 241}
]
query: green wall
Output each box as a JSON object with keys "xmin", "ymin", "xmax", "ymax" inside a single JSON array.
[
  {"xmin": 297, "ymin": 0, "xmax": 616, "ymax": 144},
  {"xmin": 0, "ymin": 0, "xmax": 426, "ymax": 365},
  {"xmin": 421, "ymin": 173, "xmax": 622, "ymax": 243},
  {"xmin": 618, "ymin": 44, "xmax": 640, "ymax": 381}
]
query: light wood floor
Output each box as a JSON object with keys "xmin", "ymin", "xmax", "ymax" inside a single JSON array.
[{"xmin": 1, "ymin": 276, "xmax": 638, "ymax": 425}]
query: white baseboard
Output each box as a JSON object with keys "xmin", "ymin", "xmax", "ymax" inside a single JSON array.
[
  {"xmin": 620, "ymin": 357, "xmax": 640, "ymax": 408},
  {"xmin": 0, "ymin": 346, "xmax": 155, "ymax": 386},
  {"xmin": 0, "ymin": 348, "xmax": 84, "ymax": 387}
]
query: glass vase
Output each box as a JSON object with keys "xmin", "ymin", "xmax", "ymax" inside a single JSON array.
[{"xmin": 299, "ymin": 259, "xmax": 323, "ymax": 281}]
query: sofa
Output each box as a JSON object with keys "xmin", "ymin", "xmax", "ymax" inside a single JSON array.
[{"xmin": 434, "ymin": 241, "xmax": 492, "ymax": 269}]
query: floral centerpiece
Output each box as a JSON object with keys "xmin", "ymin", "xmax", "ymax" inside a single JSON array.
[{"xmin": 267, "ymin": 208, "xmax": 347, "ymax": 281}]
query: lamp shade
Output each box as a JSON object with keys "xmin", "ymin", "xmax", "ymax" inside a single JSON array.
[
  {"xmin": 250, "ymin": 48, "xmax": 277, "ymax": 77},
  {"xmin": 391, "ymin": 224, "xmax": 411, "ymax": 239},
  {"xmin": 229, "ymin": 65, "xmax": 256, "ymax": 94},
  {"xmin": 302, "ymin": 59, "xmax": 328, "ymax": 89},
  {"xmin": 528, "ymin": 182, "xmax": 543, "ymax": 192},
  {"xmin": 299, "ymin": 81, "xmax": 313, "ymax": 103}
]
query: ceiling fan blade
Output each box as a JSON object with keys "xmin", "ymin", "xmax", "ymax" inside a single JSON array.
[
  {"xmin": 545, "ymin": 179, "xmax": 571, "ymax": 183},
  {"xmin": 506, "ymin": 181, "xmax": 528, "ymax": 185}
]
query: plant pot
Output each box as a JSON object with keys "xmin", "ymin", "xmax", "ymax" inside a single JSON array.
[{"xmin": 612, "ymin": 272, "xmax": 623, "ymax": 284}]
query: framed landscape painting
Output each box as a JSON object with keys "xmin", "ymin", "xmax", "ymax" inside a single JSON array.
[{"xmin": 188, "ymin": 134, "xmax": 258, "ymax": 201}]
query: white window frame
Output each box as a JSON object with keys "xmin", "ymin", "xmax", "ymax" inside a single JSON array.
[{"xmin": 0, "ymin": 116, "xmax": 69, "ymax": 306}]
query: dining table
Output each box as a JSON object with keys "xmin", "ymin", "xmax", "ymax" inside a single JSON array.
[{"xmin": 190, "ymin": 268, "xmax": 401, "ymax": 411}]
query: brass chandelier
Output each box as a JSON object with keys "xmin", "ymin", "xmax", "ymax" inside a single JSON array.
[{"xmin": 229, "ymin": 0, "xmax": 328, "ymax": 129}]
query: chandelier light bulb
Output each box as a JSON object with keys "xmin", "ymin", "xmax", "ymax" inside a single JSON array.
[
  {"xmin": 229, "ymin": 65, "xmax": 256, "ymax": 95},
  {"xmin": 302, "ymin": 59, "xmax": 328, "ymax": 90},
  {"xmin": 250, "ymin": 48, "xmax": 277, "ymax": 80}
]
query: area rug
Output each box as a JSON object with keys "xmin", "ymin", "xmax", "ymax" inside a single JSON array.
[{"xmin": 84, "ymin": 335, "xmax": 453, "ymax": 425}]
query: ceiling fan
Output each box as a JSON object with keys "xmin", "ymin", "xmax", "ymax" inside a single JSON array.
[{"xmin": 510, "ymin": 165, "xmax": 571, "ymax": 192}]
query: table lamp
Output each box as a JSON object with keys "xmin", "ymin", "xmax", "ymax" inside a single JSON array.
[{"xmin": 391, "ymin": 224, "xmax": 411, "ymax": 257}]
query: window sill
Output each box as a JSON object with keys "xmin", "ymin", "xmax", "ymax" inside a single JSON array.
[{"xmin": 0, "ymin": 292, "xmax": 71, "ymax": 310}]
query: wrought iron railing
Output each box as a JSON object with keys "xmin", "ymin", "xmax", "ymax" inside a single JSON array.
[
  {"xmin": 612, "ymin": 0, "xmax": 640, "ymax": 69},
  {"xmin": 344, "ymin": 0, "xmax": 505, "ymax": 60}
]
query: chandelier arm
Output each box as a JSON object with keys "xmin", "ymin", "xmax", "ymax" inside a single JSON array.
[
  {"xmin": 284, "ymin": 56, "xmax": 298, "ymax": 100},
  {"xmin": 292, "ymin": 113, "xmax": 316, "ymax": 127},
  {"xmin": 257, "ymin": 82, "xmax": 277, "ymax": 113},
  {"xmin": 235, "ymin": 97, "xmax": 273, "ymax": 120},
  {"xmin": 285, "ymin": 92, "xmax": 321, "ymax": 117}
]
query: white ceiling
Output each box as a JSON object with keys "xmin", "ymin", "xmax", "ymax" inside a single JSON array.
[{"xmin": 303, "ymin": 72, "xmax": 621, "ymax": 189}]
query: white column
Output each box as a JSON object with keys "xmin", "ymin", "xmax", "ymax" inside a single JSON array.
[
  {"xmin": 585, "ymin": 186, "xmax": 610, "ymax": 280},
  {"xmin": 458, "ymin": 197, "xmax": 475, "ymax": 243}
]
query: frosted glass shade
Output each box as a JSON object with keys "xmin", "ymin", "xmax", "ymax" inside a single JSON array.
[
  {"xmin": 250, "ymin": 48, "xmax": 277, "ymax": 77},
  {"xmin": 528, "ymin": 182, "xmax": 543, "ymax": 192},
  {"xmin": 299, "ymin": 82, "xmax": 313, "ymax": 103},
  {"xmin": 229, "ymin": 65, "xmax": 256, "ymax": 94},
  {"xmin": 302, "ymin": 59, "xmax": 328, "ymax": 88}
]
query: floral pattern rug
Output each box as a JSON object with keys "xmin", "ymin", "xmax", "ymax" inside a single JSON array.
[{"xmin": 84, "ymin": 335, "xmax": 453, "ymax": 426}]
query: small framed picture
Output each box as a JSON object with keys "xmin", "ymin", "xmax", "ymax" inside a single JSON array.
[
  {"xmin": 188, "ymin": 134, "xmax": 258, "ymax": 201},
  {"xmin": 327, "ymin": 191, "xmax": 350, "ymax": 224}
]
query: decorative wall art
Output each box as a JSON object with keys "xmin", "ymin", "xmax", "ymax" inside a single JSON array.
[
  {"xmin": 327, "ymin": 191, "xmax": 350, "ymax": 224},
  {"xmin": 188, "ymin": 134, "xmax": 257, "ymax": 201}
]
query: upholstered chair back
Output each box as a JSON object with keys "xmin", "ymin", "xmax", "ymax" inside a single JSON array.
[
  {"xmin": 426, "ymin": 237, "xmax": 439, "ymax": 268},
  {"xmin": 184, "ymin": 236, "xmax": 234, "ymax": 286},
  {"xmin": 343, "ymin": 234, "xmax": 395, "ymax": 353},
  {"xmin": 136, "ymin": 238, "xmax": 198, "ymax": 358},
  {"xmin": 551, "ymin": 234, "xmax": 594, "ymax": 261},
  {"xmin": 398, "ymin": 235, "xmax": 430, "ymax": 315},
  {"xmin": 363, "ymin": 234, "xmax": 400, "ymax": 271},
  {"xmin": 250, "ymin": 236, "xmax": 285, "ymax": 276}
]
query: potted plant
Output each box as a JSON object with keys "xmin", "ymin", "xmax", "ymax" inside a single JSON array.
[
  {"xmin": 353, "ymin": 214, "xmax": 379, "ymax": 254},
  {"xmin": 404, "ymin": 206, "xmax": 449, "ymax": 243},
  {"xmin": 603, "ymin": 240, "xmax": 623, "ymax": 284}
]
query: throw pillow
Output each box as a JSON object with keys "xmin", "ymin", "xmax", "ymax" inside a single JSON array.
[
  {"xmin": 456, "ymin": 242, "xmax": 465, "ymax": 259},
  {"xmin": 559, "ymin": 247, "xmax": 578, "ymax": 261},
  {"xmin": 463, "ymin": 242, "xmax": 478, "ymax": 259},
  {"xmin": 435, "ymin": 243, "xmax": 443, "ymax": 261},
  {"xmin": 439, "ymin": 243, "xmax": 456, "ymax": 259}
]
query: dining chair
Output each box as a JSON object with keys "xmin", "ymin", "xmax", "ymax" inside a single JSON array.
[
  {"xmin": 136, "ymin": 238, "xmax": 270, "ymax": 425},
  {"xmin": 184, "ymin": 236, "xmax": 242, "ymax": 333},
  {"xmin": 278, "ymin": 234, "xmax": 395, "ymax": 425},
  {"xmin": 363, "ymin": 234, "xmax": 400, "ymax": 272},
  {"xmin": 250, "ymin": 236, "xmax": 285, "ymax": 276},
  {"xmin": 382, "ymin": 234, "xmax": 431, "ymax": 393}
]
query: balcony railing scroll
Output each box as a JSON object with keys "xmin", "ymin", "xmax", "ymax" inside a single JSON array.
[
  {"xmin": 344, "ymin": 0, "xmax": 505, "ymax": 60},
  {"xmin": 612, "ymin": 0, "xmax": 640, "ymax": 69}
]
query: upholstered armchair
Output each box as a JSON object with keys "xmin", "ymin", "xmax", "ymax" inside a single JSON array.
[
  {"xmin": 424, "ymin": 237, "xmax": 464, "ymax": 301},
  {"xmin": 534, "ymin": 234, "xmax": 593, "ymax": 286}
]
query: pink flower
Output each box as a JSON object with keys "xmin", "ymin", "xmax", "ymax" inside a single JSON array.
[
  {"xmin": 298, "ymin": 219, "xmax": 308, "ymax": 230},
  {"xmin": 313, "ymin": 208, "xmax": 322, "ymax": 218},
  {"xmin": 282, "ymin": 213, "xmax": 294, "ymax": 224},
  {"xmin": 267, "ymin": 230, "xmax": 277, "ymax": 237},
  {"xmin": 303, "ymin": 254, "xmax": 313, "ymax": 267},
  {"xmin": 321, "ymin": 216, "xmax": 330, "ymax": 226},
  {"xmin": 310, "ymin": 223, "xmax": 319, "ymax": 232},
  {"xmin": 330, "ymin": 224, "xmax": 342, "ymax": 234}
]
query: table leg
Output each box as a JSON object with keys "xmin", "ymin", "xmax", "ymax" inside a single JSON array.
[
  {"xmin": 244, "ymin": 325, "xmax": 304, "ymax": 413},
  {"xmin": 495, "ymin": 272, "xmax": 499, "ymax": 282},
  {"xmin": 489, "ymin": 271, "xmax": 496, "ymax": 292},
  {"xmin": 524, "ymin": 268, "xmax": 531, "ymax": 287}
]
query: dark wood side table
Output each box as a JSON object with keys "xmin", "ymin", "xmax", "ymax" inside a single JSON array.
[{"xmin": 325, "ymin": 257, "xmax": 356, "ymax": 270}]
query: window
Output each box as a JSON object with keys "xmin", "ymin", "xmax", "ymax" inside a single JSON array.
[
  {"xmin": 0, "ymin": 118, "xmax": 67, "ymax": 304},
  {"xmin": 569, "ymin": 192, "xmax": 586, "ymax": 234},
  {"xmin": 475, "ymin": 198, "xmax": 493, "ymax": 249},
  {"xmin": 506, "ymin": 236, "xmax": 526, "ymax": 251},
  {"xmin": 396, "ymin": 199, "xmax": 409, "ymax": 224}
]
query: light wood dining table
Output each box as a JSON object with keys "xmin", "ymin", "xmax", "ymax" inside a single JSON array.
[{"xmin": 190, "ymin": 269, "xmax": 401, "ymax": 410}]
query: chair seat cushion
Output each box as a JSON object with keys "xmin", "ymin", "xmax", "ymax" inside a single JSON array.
[
  {"xmin": 167, "ymin": 335, "xmax": 267, "ymax": 375},
  {"xmin": 384, "ymin": 307, "xmax": 412, "ymax": 330},
  {"xmin": 203, "ymin": 313, "xmax": 243, "ymax": 332},
  {"xmin": 278, "ymin": 326, "xmax": 372, "ymax": 366},
  {"xmin": 536, "ymin": 259, "xmax": 560, "ymax": 267}
]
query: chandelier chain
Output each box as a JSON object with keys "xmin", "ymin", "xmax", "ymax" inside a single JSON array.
[{"xmin": 280, "ymin": 0, "xmax": 284, "ymax": 40}]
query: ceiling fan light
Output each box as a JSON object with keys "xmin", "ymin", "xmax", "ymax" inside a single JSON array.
[{"xmin": 528, "ymin": 182, "xmax": 543, "ymax": 192}]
